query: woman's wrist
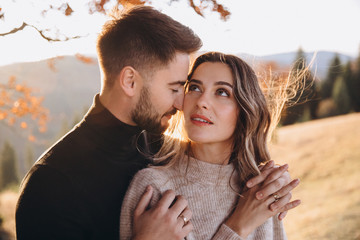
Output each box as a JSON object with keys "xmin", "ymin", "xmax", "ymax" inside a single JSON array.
[{"xmin": 225, "ymin": 215, "xmax": 251, "ymax": 238}]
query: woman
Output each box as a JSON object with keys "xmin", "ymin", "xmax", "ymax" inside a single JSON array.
[{"xmin": 120, "ymin": 52, "xmax": 300, "ymax": 239}]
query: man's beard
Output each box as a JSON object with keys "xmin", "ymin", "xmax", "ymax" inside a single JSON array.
[{"xmin": 131, "ymin": 87, "xmax": 175, "ymax": 134}]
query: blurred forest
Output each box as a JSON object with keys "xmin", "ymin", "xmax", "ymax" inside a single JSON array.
[{"xmin": 1, "ymin": 0, "xmax": 360, "ymax": 239}]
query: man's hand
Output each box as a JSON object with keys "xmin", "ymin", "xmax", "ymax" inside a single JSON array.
[
  {"xmin": 132, "ymin": 186, "xmax": 193, "ymax": 240},
  {"xmin": 246, "ymin": 161, "xmax": 301, "ymax": 220}
]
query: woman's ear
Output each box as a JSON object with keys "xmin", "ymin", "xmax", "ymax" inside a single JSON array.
[{"xmin": 118, "ymin": 66, "xmax": 141, "ymax": 97}]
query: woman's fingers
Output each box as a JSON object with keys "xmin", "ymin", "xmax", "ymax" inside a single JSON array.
[
  {"xmin": 255, "ymin": 165, "xmax": 289, "ymax": 200},
  {"xmin": 268, "ymin": 178, "xmax": 300, "ymax": 210},
  {"xmin": 279, "ymin": 199, "xmax": 301, "ymax": 215},
  {"xmin": 278, "ymin": 211, "xmax": 287, "ymax": 220},
  {"xmin": 263, "ymin": 164, "xmax": 289, "ymax": 186},
  {"xmin": 258, "ymin": 160, "xmax": 274, "ymax": 171},
  {"xmin": 246, "ymin": 162, "xmax": 277, "ymax": 188}
]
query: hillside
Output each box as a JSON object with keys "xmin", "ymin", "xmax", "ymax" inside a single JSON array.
[
  {"xmin": 270, "ymin": 113, "xmax": 360, "ymax": 239},
  {"xmin": 0, "ymin": 56, "xmax": 101, "ymax": 175},
  {"xmin": 1, "ymin": 113, "xmax": 359, "ymax": 239}
]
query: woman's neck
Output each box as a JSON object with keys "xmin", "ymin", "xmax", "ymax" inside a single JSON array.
[{"xmin": 190, "ymin": 142, "xmax": 233, "ymax": 165}]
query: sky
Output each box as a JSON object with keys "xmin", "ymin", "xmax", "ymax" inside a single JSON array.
[{"xmin": 0, "ymin": 0, "xmax": 359, "ymax": 66}]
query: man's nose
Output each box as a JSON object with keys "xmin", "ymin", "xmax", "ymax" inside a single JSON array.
[{"xmin": 173, "ymin": 91, "xmax": 184, "ymax": 111}]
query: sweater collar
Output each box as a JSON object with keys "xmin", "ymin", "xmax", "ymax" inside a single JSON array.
[
  {"xmin": 79, "ymin": 94, "xmax": 143, "ymax": 150},
  {"xmin": 178, "ymin": 156, "xmax": 238, "ymax": 186}
]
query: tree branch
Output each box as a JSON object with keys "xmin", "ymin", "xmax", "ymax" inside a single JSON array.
[
  {"xmin": 0, "ymin": 22, "xmax": 86, "ymax": 42},
  {"xmin": 0, "ymin": 22, "xmax": 27, "ymax": 36}
]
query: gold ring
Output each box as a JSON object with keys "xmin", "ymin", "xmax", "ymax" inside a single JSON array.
[
  {"xmin": 273, "ymin": 193, "xmax": 280, "ymax": 201},
  {"xmin": 179, "ymin": 214, "xmax": 189, "ymax": 225}
]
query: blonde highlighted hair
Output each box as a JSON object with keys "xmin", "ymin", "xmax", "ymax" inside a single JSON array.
[{"xmin": 154, "ymin": 52, "xmax": 309, "ymax": 186}]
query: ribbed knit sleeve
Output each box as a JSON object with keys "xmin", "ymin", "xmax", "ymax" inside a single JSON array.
[{"xmin": 211, "ymin": 224, "xmax": 245, "ymax": 240}]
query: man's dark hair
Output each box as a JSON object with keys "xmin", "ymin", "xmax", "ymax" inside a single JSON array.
[{"xmin": 97, "ymin": 6, "xmax": 202, "ymax": 87}]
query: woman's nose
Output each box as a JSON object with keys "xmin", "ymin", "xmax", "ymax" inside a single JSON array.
[{"xmin": 196, "ymin": 93, "xmax": 210, "ymax": 110}]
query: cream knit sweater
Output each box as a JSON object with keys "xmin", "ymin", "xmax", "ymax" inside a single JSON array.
[{"xmin": 120, "ymin": 156, "xmax": 287, "ymax": 240}]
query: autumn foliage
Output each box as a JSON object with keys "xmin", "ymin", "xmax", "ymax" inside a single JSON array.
[{"xmin": 0, "ymin": 76, "xmax": 48, "ymax": 141}]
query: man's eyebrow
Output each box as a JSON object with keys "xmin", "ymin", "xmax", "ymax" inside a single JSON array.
[
  {"xmin": 187, "ymin": 79, "xmax": 202, "ymax": 85},
  {"xmin": 168, "ymin": 81, "xmax": 187, "ymax": 86}
]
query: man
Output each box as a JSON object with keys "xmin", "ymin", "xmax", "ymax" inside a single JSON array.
[{"xmin": 16, "ymin": 6, "xmax": 297, "ymax": 240}]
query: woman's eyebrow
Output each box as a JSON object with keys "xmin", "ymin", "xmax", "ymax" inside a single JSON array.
[{"xmin": 215, "ymin": 81, "xmax": 233, "ymax": 88}]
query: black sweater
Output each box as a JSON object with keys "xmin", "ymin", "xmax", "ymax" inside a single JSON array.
[{"xmin": 16, "ymin": 95, "xmax": 151, "ymax": 240}]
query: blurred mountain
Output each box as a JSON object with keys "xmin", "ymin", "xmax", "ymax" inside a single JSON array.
[
  {"xmin": 0, "ymin": 56, "xmax": 100, "ymax": 176},
  {"xmin": 244, "ymin": 51, "xmax": 355, "ymax": 79}
]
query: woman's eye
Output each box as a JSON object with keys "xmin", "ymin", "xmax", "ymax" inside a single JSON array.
[
  {"xmin": 217, "ymin": 89, "xmax": 230, "ymax": 97},
  {"xmin": 172, "ymin": 89, "xmax": 179, "ymax": 93},
  {"xmin": 188, "ymin": 85, "xmax": 200, "ymax": 92}
]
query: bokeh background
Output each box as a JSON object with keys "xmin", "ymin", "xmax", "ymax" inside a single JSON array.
[{"xmin": 0, "ymin": 0, "xmax": 359, "ymax": 239}]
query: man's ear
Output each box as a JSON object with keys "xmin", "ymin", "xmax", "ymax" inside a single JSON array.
[{"xmin": 118, "ymin": 66, "xmax": 141, "ymax": 97}]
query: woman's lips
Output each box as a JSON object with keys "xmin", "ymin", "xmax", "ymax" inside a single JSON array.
[{"xmin": 190, "ymin": 114, "xmax": 213, "ymax": 126}]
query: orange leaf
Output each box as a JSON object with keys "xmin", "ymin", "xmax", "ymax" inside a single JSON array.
[
  {"xmin": 75, "ymin": 53, "xmax": 95, "ymax": 64},
  {"xmin": 0, "ymin": 111, "xmax": 7, "ymax": 120},
  {"xmin": 28, "ymin": 135, "xmax": 36, "ymax": 142},
  {"xmin": 8, "ymin": 117, "xmax": 15, "ymax": 126},
  {"xmin": 39, "ymin": 126, "xmax": 47, "ymax": 133},
  {"xmin": 20, "ymin": 121, "xmax": 28, "ymax": 129},
  {"xmin": 64, "ymin": 3, "xmax": 74, "ymax": 16}
]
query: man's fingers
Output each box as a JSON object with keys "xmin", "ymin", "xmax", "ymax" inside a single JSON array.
[
  {"xmin": 170, "ymin": 195, "xmax": 188, "ymax": 216},
  {"xmin": 134, "ymin": 185, "xmax": 153, "ymax": 218},
  {"xmin": 182, "ymin": 221, "xmax": 194, "ymax": 236},
  {"xmin": 179, "ymin": 207, "xmax": 192, "ymax": 223},
  {"xmin": 246, "ymin": 164, "xmax": 277, "ymax": 188},
  {"xmin": 155, "ymin": 189, "xmax": 176, "ymax": 211}
]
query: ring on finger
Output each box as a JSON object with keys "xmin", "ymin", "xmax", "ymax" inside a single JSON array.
[
  {"xmin": 273, "ymin": 193, "xmax": 280, "ymax": 202},
  {"xmin": 179, "ymin": 214, "xmax": 189, "ymax": 226}
]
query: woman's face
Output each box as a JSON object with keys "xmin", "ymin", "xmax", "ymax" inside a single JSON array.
[{"xmin": 184, "ymin": 62, "xmax": 239, "ymax": 146}]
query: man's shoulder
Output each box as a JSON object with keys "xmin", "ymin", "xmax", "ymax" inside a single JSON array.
[{"xmin": 36, "ymin": 123, "xmax": 98, "ymax": 165}]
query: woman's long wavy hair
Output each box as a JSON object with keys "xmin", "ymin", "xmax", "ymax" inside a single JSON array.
[{"xmin": 153, "ymin": 52, "xmax": 306, "ymax": 186}]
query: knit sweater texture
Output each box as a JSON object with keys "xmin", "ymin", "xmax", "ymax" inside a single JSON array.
[{"xmin": 120, "ymin": 156, "xmax": 287, "ymax": 240}]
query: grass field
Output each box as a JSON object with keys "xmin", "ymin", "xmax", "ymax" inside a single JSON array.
[
  {"xmin": 270, "ymin": 113, "xmax": 360, "ymax": 240},
  {"xmin": 1, "ymin": 113, "xmax": 359, "ymax": 239}
]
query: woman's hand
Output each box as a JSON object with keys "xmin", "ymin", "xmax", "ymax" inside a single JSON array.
[
  {"xmin": 246, "ymin": 161, "xmax": 301, "ymax": 220},
  {"xmin": 225, "ymin": 162, "xmax": 300, "ymax": 238}
]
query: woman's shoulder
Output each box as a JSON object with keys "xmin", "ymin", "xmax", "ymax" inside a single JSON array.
[
  {"xmin": 131, "ymin": 166, "xmax": 175, "ymax": 186},
  {"xmin": 135, "ymin": 166, "xmax": 172, "ymax": 177}
]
